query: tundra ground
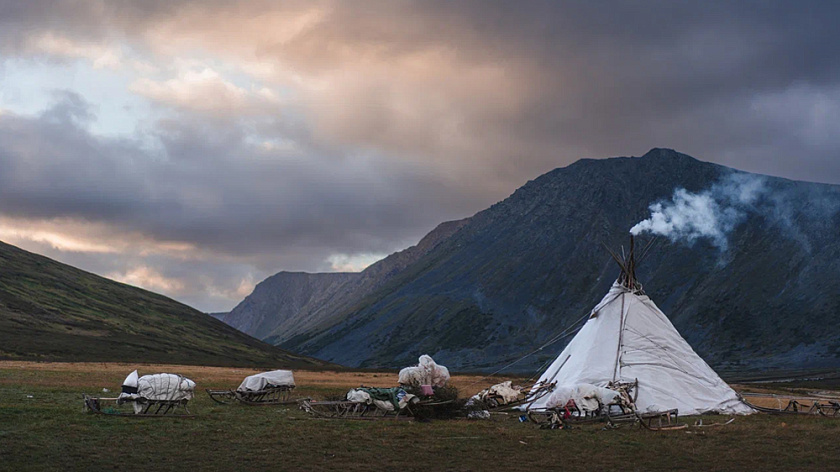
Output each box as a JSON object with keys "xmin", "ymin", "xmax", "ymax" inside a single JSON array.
[{"xmin": 1, "ymin": 361, "xmax": 838, "ymax": 471}]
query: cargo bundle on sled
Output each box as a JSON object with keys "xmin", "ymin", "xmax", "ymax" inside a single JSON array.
[
  {"xmin": 520, "ymin": 380, "xmax": 682, "ymax": 429},
  {"xmin": 301, "ymin": 355, "xmax": 456, "ymax": 420},
  {"xmin": 300, "ymin": 386, "xmax": 421, "ymax": 420},
  {"xmin": 206, "ymin": 369, "xmax": 298, "ymax": 406},
  {"xmin": 467, "ymin": 380, "xmax": 555, "ymax": 411},
  {"xmin": 83, "ymin": 370, "xmax": 196, "ymax": 417}
]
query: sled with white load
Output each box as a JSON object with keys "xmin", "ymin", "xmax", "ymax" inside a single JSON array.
[
  {"xmin": 468, "ymin": 380, "xmax": 556, "ymax": 411},
  {"xmin": 83, "ymin": 370, "xmax": 196, "ymax": 417},
  {"xmin": 206, "ymin": 370, "xmax": 298, "ymax": 406},
  {"xmin": 300, "ymin": 386, "xmax": 421, "ymax": 420},
  {"xmin": 524, "ymin": 380, "xmax": 687, "ymax": 431}
]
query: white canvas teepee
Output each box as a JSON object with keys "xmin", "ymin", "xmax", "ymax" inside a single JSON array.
[{"xmin": 529, "ymin": 239, "xmax": 753, "ymax": 416}]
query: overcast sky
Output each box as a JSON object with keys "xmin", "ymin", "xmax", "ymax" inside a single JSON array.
[{"xmin": 1, "ymin": 1, "xmax": 838, "ymax": 312}]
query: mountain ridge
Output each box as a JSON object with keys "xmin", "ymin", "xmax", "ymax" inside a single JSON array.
[
  {"xmin": 225, "ymin": 148, "xmax": 840, "ymax": 373},
  {"xmin": 223, "ymin": 218, "xmax": 469, "ymax": 344}
]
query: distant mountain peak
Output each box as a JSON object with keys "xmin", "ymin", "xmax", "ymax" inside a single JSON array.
[
  {"xmin": 223, "ymin": 218, "xmax": 470, "ymax": 344},
  {"xmin": 641, "ymin": 147, "xmax": 693, "ymax": 160}
]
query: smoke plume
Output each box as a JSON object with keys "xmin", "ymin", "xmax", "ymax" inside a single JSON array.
[{"xmin": 630, "ymin": 173, "xmax": 767, "ymax": 250}]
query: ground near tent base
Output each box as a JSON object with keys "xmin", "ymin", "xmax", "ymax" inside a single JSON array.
[{"xmin": 3, "ymin": 361, "xmax": 840, "ymax": 471}]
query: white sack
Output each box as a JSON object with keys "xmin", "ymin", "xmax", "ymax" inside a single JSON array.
[
  {"xmin": 431, "ymin": 364, "xmax": 450, "ymax": 388},
  {"xmin": 237, "ymin": 370, "xmax": 295, "ymax": 392},
  {"xmin": 398, "ymin": 355, "xmax": 450, "ymax": 387},
  {"xmin": 398, "ymin": 366, "xmax": 425, "ymax": 386},
  {"xmin": 377, "ymin": 393, "xmax": 417, "ymax": 411},
  {"xmin": 346, "ymin": 389, "xmax": 372, "ymax": 404},
  {"xmin": 372, "ymin": 399, "xmax": 396, "ymax": 411}
]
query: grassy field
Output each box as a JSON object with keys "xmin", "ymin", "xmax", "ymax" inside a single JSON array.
[{"xmin": 2, "ymin": 362, "xmax": 840, "ymax": 471}]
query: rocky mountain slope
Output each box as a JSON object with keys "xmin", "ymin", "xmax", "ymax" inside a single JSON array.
[
  {"xmin": 228, "ymin": 149, "xmax": 840, "ymax": 374},
  {"xmin": 222, "ymin": 272, "xmax": 358, "ymax": 341},
  {"xmin": 0, "ymin": 240, "xmax": 331, "ymax": 368},
  {"xmin": 223, "ymin": 218, "xmax": 468, "ymax": 344}
]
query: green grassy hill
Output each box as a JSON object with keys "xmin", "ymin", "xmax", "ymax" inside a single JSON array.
[{"xmin": 0, "ymin": 240, "xmax": 331, "ymax": 368}]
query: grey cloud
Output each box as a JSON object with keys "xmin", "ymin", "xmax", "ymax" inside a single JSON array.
[
  {"xmin": 273, "ymin": 0, "xmax": 840, "ymax": 184},
  {"xmin": 0, "ymin": 91, "xmax": 478, "ymax": 310},
  {"xmin": 0, "ymin": 91, "xmax": 477, "ymax": 259},
  {"xmin": 3, "ymin": 1, "xmax": 840, "ymax": 186},
  {"xmin": 2, "ymin": 1, "xmax": 840, "ymax": 311}
]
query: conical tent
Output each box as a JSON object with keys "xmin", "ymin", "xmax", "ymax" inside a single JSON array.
[{"xmin": 529, "ymin": 239, "xmax": 753, "ymax": 415}]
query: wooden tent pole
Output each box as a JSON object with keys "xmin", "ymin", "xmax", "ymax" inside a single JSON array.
[{"xmin": 628, "ymin": 235, "xmax": 635, "ymax": 289}]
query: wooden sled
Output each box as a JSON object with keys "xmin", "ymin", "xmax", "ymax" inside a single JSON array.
[
  {"xmin": 525, "ymin": 382, "xmax": 685, "ymax": 431},
  {"xmin": 299, "ymin": 394, "xmax": 454, "ymax": 420},
  {"xmin": 82, "ymin": 393, "xmax": 194, "ymax": 417},
  {"xmin": 298, "ymin": 398, "xmax": 414, "ymax": 420},
  {"xmin": 739, "ymin": 393, "xmax": 840, "ymax": 417},
  {"xmin": 527, "ymin": 406, "xmax": 682, "ymax": 431},
  {"xmin": 206, "ymin": 385, "xmax": 298, "ymax": 406},
  {"xmin": 525, "ymin": 400, "xmax": 612, "ymax": 426},
  {"xmin": 525, "ymin": 379, "xmax": 639, "ymax": 424},
  {"xmin": 526, "ymin": 406, "xmax": 606, "ymax": 426},
  {"xmin": 633, "ymin": 409, "xmax": 685, "ymax": 431}
]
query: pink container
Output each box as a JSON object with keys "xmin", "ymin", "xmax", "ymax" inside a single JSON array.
[{"xmin": 420, "ymin": 385, "xmax": 434, "ymax": 396}]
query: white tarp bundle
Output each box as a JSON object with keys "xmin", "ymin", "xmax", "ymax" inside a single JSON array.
[
  {"xmin": 543, "ymin": 383, "xmax": 621, "ymax": 412},
  {"xmin": 471, "ymin": 381, "xmax": 523, "ymax": 405},
  {"xmin": 123, "ymin": 370, "xmax": 139, "ymax": 390},
  {"xmin": 137, "ymin": 374, "xmax": 196, "ymax": 401},
  {"xmin": 237, "ymin": 370, "xmax": 295, "ymax": 392},
  {"xmin": 118, "ymin": 371, "xmax": 196, "ymax": 414},
  {"xmin": 529, "ymin": 282, "xmax": 754, "ymax": 416},
  {"xmin": 398, "ymin": 355, "xmax": 450, "ymax": 387},
  {"xmin": 346, "ymin": 388, "xmax": 417, "ymax": 411}
]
